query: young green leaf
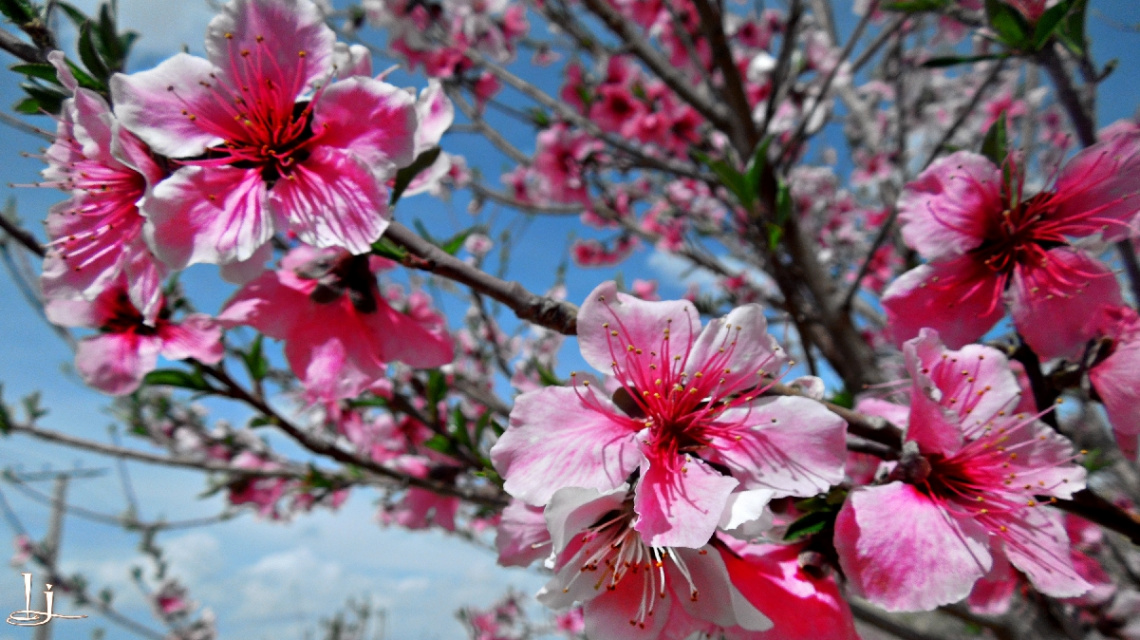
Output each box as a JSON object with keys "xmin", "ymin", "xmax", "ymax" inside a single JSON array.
[
  {"xmin": 371, "ymin": 236, "xmax": 408, "ymax": 261},
  {"xmin": 1031, "ymin": 0, "xmax": 1076, "ymax": 49},
  {"xmin": 0, "ymin": 0, "xmax": 36, "ymax": 24},
  {"xmin": 979, "ymin": 114, "xmax": 1009, "ymax": 167},
  {"xmin": 142, "ymin": 368, "xmax": 212, "ymax": 391},
  {"xmin": 241, "ymin": 334, "xmax": 268, "ymax": 381},
  {"xmin": 985, "ymin": 0, "xmax": 1032, "ymax": 50},
  {"xmin": 77, "ymin": 21, "xmax": 111, "ymax": 83},
  {"xmin": 390, "ymin": 146, "xmax": 442, "ymax": 205},
  {"xmin": 783, "ymin": 510, "xmax": 833, "ymax": 542}
]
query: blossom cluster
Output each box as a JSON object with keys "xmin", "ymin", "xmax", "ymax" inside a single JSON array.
[
  {"xmin": 39, "ymin": 0, "xmax": 455, "ymax": 397},
  {"xmin": 12, "ymin": 0, "xmax": 1140, "ymax": 638}
]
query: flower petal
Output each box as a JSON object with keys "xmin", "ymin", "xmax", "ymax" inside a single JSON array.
[
  {"xmin": 313, "ymin": 76, "xmax": 418, "ymax": 171},
  {"xmin": 1051, "ymin": 131, "xmax": 1140, "ymax": 242},
  {"xmin": 1090, "ymin": 337, "xmax": 1140, "ymax": 460},
  {"xmin": 204, "ymin": 0, "xmax": 335, "ymax": 95},
  {"xmin": 270, "ymin": 147, "xmax": 388, "ymax": 255},
  {"xmin": 75, "ymin": 332, "xmax": 160, "ymax": 395},
  {"xmin": 708, "ymin": 396, "xmax": 847, "ymax": 498},
  {"xmin": 835, "ymin": 483, "xmax": 992, "ymax": 611},
  {"xmin": 683, "ymin": 303, "xmax": 788, "ymax": 395},
  {"xmin": 898, "ymin": 151, "xmax": 1001, "ymax": 260},
  {"xmin": 577, "ymin": 281, "xmax": 700, "ymax": 379},
  {"xmin": 633, "ymin": 453, "xmax": 738, "ymax": 548},
  {"xmin": 158, "ymin": 314, "xmax": 224, "ymax": 364},
  {"xmin": 491, "ymin": 386, "xmax": 641, "ymax": 506},
  {"xmin": 1011, "ymin": 248, "xmax": 1123, "ymax": 360},
  {"xmin": 1000, "ymin": 508, "xmax": 1091, "ymax": 599},
  {"xmin": 882, "ymin": 258, "xmax": 1006, "ymax": 349},
  {"xmin": 145, "ymin": 166, "xmax": 275, "ymax": 268},
  {"xmin": 361, "ymin": 296, "xmax": 454, "ymax": 369},
  {"xmin": 111, "ymin": 53, "xmax": 226, "ymax": 158}
]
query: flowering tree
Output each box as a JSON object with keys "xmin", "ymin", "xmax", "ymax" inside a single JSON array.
[{"xmin": 0, "ymin": 0, "xmax": 1139, "ymax": 638}]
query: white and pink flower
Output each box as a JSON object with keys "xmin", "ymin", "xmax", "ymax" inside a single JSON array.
[
  {"xmin": 491, "ymin": 281, "xmax": 846, "ymax": 549},
  {"xmin": 882, "ymin": 133, "xmax": 1140, "ymax": 359},
  {"xmin": 218, "ymin": 245, "xmax": 453, "ymax": 402},
  {"xmin": 45, "ymin": 281, "xmax": 223, "ymax": 395},
  {"xmin": 835, "ymin": 330, "xmax": 1091, "ymax": 611},
  {"xmin": 111, "ymin": 0, "xmax": 420, "ymax": 268}
]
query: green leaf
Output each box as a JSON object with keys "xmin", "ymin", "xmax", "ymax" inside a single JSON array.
[
  {"xmin": 65, "ymin": 58, "xmax": 104, "ymax": 90},
  {"xmin": 766, "ymin": 223, "xmax": 783, "ymax": 251},
  {"xmin": 422, "ymin": 434, "xmax": 456, "ymax": 455},
  {"xmin": 21, "ymin": 392, "xmax": 46, "ymax": 421},
  {"xmin": 827, "ymin": 388, "xmax": 856, "ymax": 409},
  {"xmin": 985, "ymin": 0, "xmax": 1032, "ymax": 49},
  {"xmin": 18, "ymin": 82, "xmax": 65, "ymax": 114},
  {"xmin": 450, "ymin": 406, "xmax": 473, "ymax": 451},
  {"xmin": 693, "ymin": 150, "xmax": 752, "ymax": 209},
  {"xmin": 921, "ymin": 53, "xmax": 1009, "ymax": 68},
  {"xmin": 13, "ymin": 96, "xmax": 42, "ymax": 114},
  {"xmin": 53, "ymin": 1, "xmax": 89, "ymax": 28},
  {"xmin": 0, "ymin": 385, "xmax": 9, "ymax": 435},
  {"xmin": 241, "ymin": 334, "xmax": 268, "ymax": 381},
  {"xmin": 95, "ymin": 3, "xmax": 125, "ymax": 70},
  {"xmin": 744, "ymin": 137, "xmax": 773, "ymax": 209},
  {"xmin": 371, "ymin": 236, "xmax": 408, "ymax": 261},
  {"xmin": 783, "ymin": 510, "xmax": 833, "ymax": 542},
  {"xmin": 142, "ymin": 368, "xmax": 211, "ymax": 391},
  {"xmin": 1032, "ymin": 0, "xmax": 1075, "ymax": 48},
  {"xmin": 439, "ymin": 227, "xmax": 477, "ymax": 256},
  {"xmin": 774, "ymin": 180, "xmax": 792, "ymax": 224},
  {"xmin": 528, "ymin": 107, "xmax": 550, "ymax": 127},
  {"xmin": 11, "ymin": 62, "xmax": 60, "ymax": 84},
  {"xmin": 77, "ymin": 21, "xmax": 111, "ymax": 83},
  {"xmin": 425, "ymin": 370, "xmax": 448, "ymax": 406},
  {"xmin": 1057, "ymin": 0, "xmax": 1087, "ymax": 55},
  {"xmin": 979, "ymin": 115, "xmax": 1008, "ymax": 167},
  {"xmin": 881, "ymin": 0, "xmax": 948, "ymax": 12},
  {"xmin": 0, "ymin": 0, "xmax": 36, "ymax": 23},
  {"xmin": 534, "ymin": 360, "xmax": 563, "ymax": 386},
  {"xmin": 389, "ymin": 147, "xmax": 442, "ymax": 205}
]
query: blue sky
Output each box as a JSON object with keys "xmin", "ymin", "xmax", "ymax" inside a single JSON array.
[{"xmin": 0, "ymin": 1, "xmax": 1138, "ymax": 639}]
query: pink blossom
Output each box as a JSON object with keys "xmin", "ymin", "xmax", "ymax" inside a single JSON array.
[
  {"xmin": 45, "ymin": 282, "xmax": 223, "ymax": 395},
  {"xmin": 227, "ymin": 451, "xmax": 293, "ymax": 518},
  {"xmin": 111, "ymin": 0, "xmax": 419, "ymax": 268},
  {"xmin": 39, "ymin": 51, "xmax": 167, "ymax": 322},
  {"xmin": 495, "ymin": 499, "xmax": 551, "ymax": 567},
  {"xmin": 882, "ymin": 134, "xmax": 1140, "ymax": 359},
  {"xmin": 537, "ymin": 486, "xmax": 772, "ymax": 640},
  {"xmin": 532, "ymin": 124, "xmax": 600, "ymax": 204},
  {"xmin": 379, "ymin": 456, "xmax": 459, "ymax": 531},
  {"xmin": 10, "ymin": 534, "xmax": 33, "ymax": 566},
  {"xmin": 835, "ymin": 330, "xmax": 1091, "ymax": 611},
  {"xmin": 716, "ymin": 539, "xmax": 859, "ymax": 640},
  {"xmin": 220, "ymin": 245, "xmax": 452, "ymax": 402},
  {"xmin": 492, "ymin": 282, "xmax": 846, "ymax": 548},
  {"xmin": 1086, "ymin": 306, "xmax": 1140, "ymax": 459}
]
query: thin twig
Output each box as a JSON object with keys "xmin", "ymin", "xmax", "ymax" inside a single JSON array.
[
  {"xmin": 578, "ymin": 0, "xmax": 732, "ymax": 132},
  {"xmin": 922, "ymin": 59, "xmax": 1007, "ymax": 170},
  {"xmin": 693, "ymin": 0, "xmax": 759, "ymax": 154},
  {"xmin": 464, "ymin": 47, "xmax": 710, "ymax": 180},
  {"xmin": 0, "ymin": 212, "xmax": 46, "ymax": 256},
  {"xmin": 0, "ymin": 29, "xmax": 45, "ymax": 63},
  {"xmin": 385, "ymin": 221, "xmax": 579, "ymax": 336}
]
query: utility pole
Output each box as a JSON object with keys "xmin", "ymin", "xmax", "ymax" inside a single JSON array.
[{"xmin": 6, "ymin": 468, "xmax": 105, "ymax": 640}]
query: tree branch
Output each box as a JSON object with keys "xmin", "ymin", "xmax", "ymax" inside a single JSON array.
[
  {"xmin": 577, "ymin": 0, "xmax": 733, "ymax": 132},
  {"xmin": 385, "ymin": 221, "xmax": 579, "ymax": 336}
]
